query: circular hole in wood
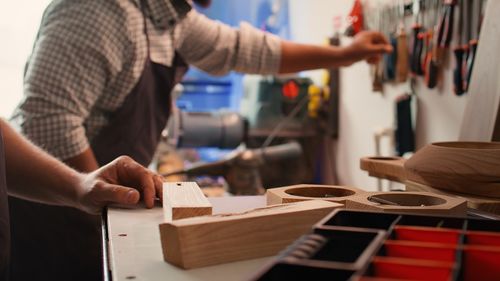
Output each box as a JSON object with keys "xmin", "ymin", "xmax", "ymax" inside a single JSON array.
[
  {"xmin": 368, "ymin": 156, "xmax": 401, "ymax": 161},
  {"xmin": 432, "ymin": 142, "xmax": 500, "ymax": 150},
  {"xmin": 285, "ymin": 186, "xmax": 356, "ymax": 198},
  {"xmin": 118, "ymin": 233, "xmax": 127, "ymax": 237},
  {"xmin": 368, "ymin": 193, "xmax": 446, "ymax": 207}
]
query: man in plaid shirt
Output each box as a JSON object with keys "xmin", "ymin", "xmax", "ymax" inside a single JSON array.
[{"xmin": 10, "ymin": 0, "xmax": 391, "ymax": 280}]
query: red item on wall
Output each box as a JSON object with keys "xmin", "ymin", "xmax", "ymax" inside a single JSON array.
[{"xmin": 346, "ymin": 0, "xmax": 364, "ymax": 36}]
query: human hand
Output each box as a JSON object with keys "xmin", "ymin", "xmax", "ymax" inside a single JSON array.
[
  {"xmin": 343, "ymin": 31, "xmax": 393, "ymax": 65},
  {"xmin": 76, "ymin": 156, "xmax": 164, "ymax": 214}
]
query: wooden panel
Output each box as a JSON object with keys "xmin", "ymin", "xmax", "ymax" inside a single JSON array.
[
  {"xmin": 163, "ymin": 182, "xmax": 212, "ymax": 221},
  {"xmin": 159, "ymin": 200, "xmax": 342, "ymax": 269},
  {"xmin": 460, "ymin": 0, "xmax": 500, "ymax": 141}
]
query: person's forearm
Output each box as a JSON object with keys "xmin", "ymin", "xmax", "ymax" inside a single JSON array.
[
  {"xmin": 1, "ymin": 119, "xmax": 83, "ymax": 207},
  {"xmin": 64, "ymin": 148, "xmax": 99, "ymax": 173},
  {"xmin": 279, "ymin": 41, "xmax": 351, "ymax": 74}
]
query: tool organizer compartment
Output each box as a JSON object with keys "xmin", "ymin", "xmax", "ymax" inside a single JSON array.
[{"xmin": 250, "ymin": 210, "xmax": 500, "ymax": 281}]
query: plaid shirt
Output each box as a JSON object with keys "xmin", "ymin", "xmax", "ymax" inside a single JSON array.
[{"xmin": 11, "ymin": 0, "xmax": 281, "ymax": 160}]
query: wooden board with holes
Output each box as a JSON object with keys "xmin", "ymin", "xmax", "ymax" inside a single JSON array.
[
  {"xmin": 159, "ymin": 200, "xmax": 342, "ymax": 269},
  {"xmin": 163, "ymin": 182, "xmax": 212, "ymax": 221}
]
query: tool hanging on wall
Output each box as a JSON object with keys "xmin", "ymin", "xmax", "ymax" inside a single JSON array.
[
  {"xmin": 384, "ymin": 8, "xmax": 398, "ymax": 82},
  {"xmin": 396, "ymin": 0, "xmax": 409, "ymax": 83},
  {"xmin": 424, "ymin": 0, "xmax": 442, "ymax": 89},
  {"xmin": 435, "ymin": 0, "xmax": 456, "ymax": 65},
  {"xmin": 372, "ymin": 7, "xmax": 384, "ymax": 92},
  {"xmin": 464, "ymin": 0, "xmax": 481, "ymax": 92},
  {"xmin": 345, "ymin": 0, "xmax": 364, "ymax": 37},
  {"xmin": 410, "ymin": 0, "xmax": 424, "ymax": 76},
  {"xmin": 394, "ymin": 93, "xmax": 415, "ymax": 157},
  {"xmin": 453, "ymin": 0, "xmax": 468, "ymax": 96}
]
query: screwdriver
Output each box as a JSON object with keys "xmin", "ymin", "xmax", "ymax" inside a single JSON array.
[
  {"xmin": 435, "ymin": 0, "xmax": 456, "ymax": 65},
  {"xmin": 425, "ymin": 0, "xmax": 441, "ymax": 89},
  {"xmin": 410, "ymin": 0, "xmax": 424, "ymax": 76},
  {"xmin": 464, "ymin": 0, "xmax": 481, "ymax": 92},
  {"xmin": 453, "ymin": 0, "xmax": 467, "ymax": 96}
]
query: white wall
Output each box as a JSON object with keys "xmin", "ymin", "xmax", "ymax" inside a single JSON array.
[
  {"xmin": 289, "ymin": 0, "xmax": 468, "ymax": 191},
  {"xmin": 0, "ymin": 1, "xmax": 51, "ymax": 118}
]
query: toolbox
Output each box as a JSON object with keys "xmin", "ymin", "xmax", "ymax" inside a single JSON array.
[{"xmin": 250, "ymin": 209, "xmax": 500, "ymax": 281}]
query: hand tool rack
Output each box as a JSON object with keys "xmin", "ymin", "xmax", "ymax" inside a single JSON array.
[{"xmin": 250, "ymin": 209, "xmax": 500, "ymax": 281}]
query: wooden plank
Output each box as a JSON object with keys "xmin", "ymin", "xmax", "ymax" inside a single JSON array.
[
  {"xmin": 460, "ymin": 0, "xmax": 500, "ymax": 141},
  {"xmin": 163, "ymin": 182, "xmax": 212, "ymax": 221},
  {"xmin": 159, "ymin": 200, "xmax": 342, "ymax": 269}
]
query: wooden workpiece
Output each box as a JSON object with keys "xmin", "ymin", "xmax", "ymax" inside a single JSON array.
[
  {"xmin": 159, "ymin": 200, "xmax": 342, "ymax": 269},
  {"xmin": 266, "ymin": 184, "xmax": 364, "ymax": 206},
  {"xmin": 163, "ymin": 182, "xmax": 212, "ymax": 221},
  {"xmin": 345, "ymin": 191, "xmax": 467, "ymax": 216},
  {"xmin": 360, "ymin": 142, "xmax": 500, "ymax": 214}
]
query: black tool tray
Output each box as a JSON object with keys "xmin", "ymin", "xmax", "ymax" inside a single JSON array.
[{"xmin": 249, "ymin": 209, "xmax": 500, "ymax": 281}]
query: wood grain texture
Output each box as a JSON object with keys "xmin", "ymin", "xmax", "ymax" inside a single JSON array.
[
  {"xmin": 406, "ymin": 180, "xmax": 500, "ymax": 215},
  {"xmin": 159, "ymin": 200, "xmax": 342, "ymax": 269},
  {"xmin": 163, "ymin": 182, "xmax": 212, "ymax": 221},
  {"xmin": 404, "ymin": 142, "xmax": 500, "ymax": 198},
  {"xmin": 345, "ymin": 192, "xmax": 467, "ymax": 216},
  {"xmin": 266, "ymin": 184, "xmax": 363, "ymax": 206},
  {"xmin": 360, "ymin": 142, "xmax": 500, "ymax": 199},
  {"xmin": 360, "ymin": 157, "xmax": 407, "ymax": 183}
]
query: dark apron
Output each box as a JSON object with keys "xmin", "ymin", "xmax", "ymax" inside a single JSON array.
[
  {"xmin": 0, "ymin": 128, "xmax": 10, "ymax": 281},
  {"xmin": 9, "ymin": 12, "xmax": 187, "ymax": 281}
]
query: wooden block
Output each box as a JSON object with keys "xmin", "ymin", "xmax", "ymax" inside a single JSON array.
[
  {"xmin": 360, "ymin": 156, "xmax": 407, "ymax": 183},
  {"xmin": 159, "ymin": 200, "xmax": 342, "ymax": 269},
  {"xmin": 345, "ymin": 192, "xmax": 467, "ymax": 217},
  {"xmin": 163, "ymin": 182, "xmax": 212, "ymax": 222},
  {"xmin": 266, "ymin": 184, "xmax": 363, "ymax": 206}
]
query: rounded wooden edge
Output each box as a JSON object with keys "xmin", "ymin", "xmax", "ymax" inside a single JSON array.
[
  {"xmin": 348, "ymin": 192, "xmax": 466, "ymax": 210},
  {"xmin": 431, "ymin": 141, "xmax": 500, "ymax": 150},
  {"xmin": 266, "ymin": 184, "xmax": 365, "ymax": 203}
]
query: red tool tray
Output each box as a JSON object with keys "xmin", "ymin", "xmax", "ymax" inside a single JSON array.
[{"xmin": 249, "ymin": 209, "xmax": 500, "ymax": 281}]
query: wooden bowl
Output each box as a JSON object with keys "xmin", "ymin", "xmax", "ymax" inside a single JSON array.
[{"xmin": 404, "ymin": 142, "xmax": 500, "ymax": 198}]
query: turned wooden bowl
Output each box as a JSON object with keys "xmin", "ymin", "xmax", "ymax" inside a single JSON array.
[
  {"xmin": 404, "ymin": 141, "xmax": 500, "ymax": 198},
  {"xmin": 360, "ymin": 142, "xmax": 500, "ymax": 199}
]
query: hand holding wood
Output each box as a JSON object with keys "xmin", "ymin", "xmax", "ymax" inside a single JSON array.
[{"xmin": 76, "ymin": 156, "xmax": 164, "ymax": 214}]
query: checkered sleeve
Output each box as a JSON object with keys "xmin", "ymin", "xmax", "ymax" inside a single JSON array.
[
  {"xmin": 14, "ymin": 1, "xmax": 130, "ymax": 160},
  {"xmin": 176, "ymin": 10, "xmax": 282, "ymax": 76}
]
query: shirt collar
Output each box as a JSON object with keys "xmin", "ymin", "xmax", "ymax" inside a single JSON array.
[{"xmin": 138, "ymin": 0, "xmax": 192, "ymax": 30}]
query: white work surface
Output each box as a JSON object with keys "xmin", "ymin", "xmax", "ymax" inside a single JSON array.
[{"xmin": 106, "ymin": 196, "xmax": 272, "ymax": 281}]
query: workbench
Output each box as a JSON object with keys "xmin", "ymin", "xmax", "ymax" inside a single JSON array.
[{"xmin": 103, "ymin": 196, "xmax": 272, "ymax": 281}]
